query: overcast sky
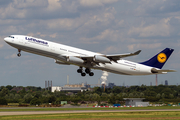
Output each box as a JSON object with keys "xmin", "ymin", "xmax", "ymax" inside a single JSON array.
[{"xmin": 0, "ymin": 0, "xmax": 179, "ymax": 87}]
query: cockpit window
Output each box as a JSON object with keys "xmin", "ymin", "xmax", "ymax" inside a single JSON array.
[{"xmin": 9, "ymin": 36, "xmax": 14, "ymax": 38}]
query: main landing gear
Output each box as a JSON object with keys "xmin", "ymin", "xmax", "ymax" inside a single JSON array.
[
  {"xmin": 77, "ymin": 67, "xmax": 94, "ymax": 77},
  {"xmin": 17, "ymin": 49, "xmax": 21, "ymax": 57}
]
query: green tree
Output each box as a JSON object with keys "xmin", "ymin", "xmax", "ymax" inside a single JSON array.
[
  {"xmin": 133, "ymin": 92, "xmax": 139, "ymax": 97},
  {"xmin": 85, "ymin": 94, "xmax": 90, "ymax": 100},
  {"xmin": 122, "ymin": 93, "xmax": 127, "ymax": 97},
  {"xmin": 33, "ymin": 91, "xmax": 42, "ymax": 98},
  {"xmin": 93, "ymin": 87, "xmax": 102, "ymax": 95},
  {"xmin": 156, "ymin": 93, "xmax": 161, "ymax": 99},
  {"xmin": 1, "ymin": 88, "xmax": 9, "ymax": 97},
  {"xmin": 6, "ymin": 85, "xmax": 13, "ymax": 91},
  {"xmin": 71, "ymin": 97, "xmax": 81, "ymax": 105},
  {"xmin": 24, "ymin": 93, "xmax": 33, "ymax": 103},
  {"xmin": 48, "ymin": 95, "xmax": 56, "ymax": 103},
  {"xmin": 92, "ymin": 93, "xmax": 100, "ymax": 101},
  {"xmin": 14, "ymin": 94, "xmax": 21, "ymax": 102},
  {"xmin": 112, "ymin": 86, "xmax": 122, "ymax": 93},
  {"xmin": 0, "ymin": 86, "xmax": 5, "ymax": 91},
  {"xmin": 169, "ymin": 94, "xmax": 174, "ymax": 99},
  {"xmin": 30, "ymin": 97, "xmax": 41, "ymax": 105},
  {"xmin": 101, "ymin": 93, "xmax": 108, "ymax": 101},
  {"xmin": 9, "ymin": 93, "xmax": 14, "ymax": 99},
  {"xmin": 162, "ymin": 93, "xmax": 165, "ymax": 99},
  {"xmin": 0, "ymin": 98, "xmax": 7, "ymax": 105},
  {"xmin": 129, "ymin": 93, "xmax": 133, "ymax": 97},
  {"xmin": 108, "ymin": 93, "xmax": 116, "ymax": 104},
  {"xmin": 140, "ymin": 92, "xmax": 144, "ymax": 97},
  {"xmin": 116, "ymin": 94, "xmax": 123, "ymax": 101}
]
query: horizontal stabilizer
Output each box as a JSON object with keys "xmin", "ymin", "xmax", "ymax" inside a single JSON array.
[{"xmin": 151, "ymin": 68, "xmax": 176, "ymax": 74}]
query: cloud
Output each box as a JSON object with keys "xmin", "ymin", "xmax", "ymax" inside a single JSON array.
[
  {"xmin": 135, "ymin": 0, "xmax": 180, "ymax": 16},
  {"xmin": 128, "ymin": 18, "xmax": 171, "ymax": 37},
  {"xmin": 3, "ymin": 26, "xmax": 19, "ymax": 34},
  {"xmin": 127, "ymin": 43, "xmax": 162, "ymax": 51},
  {"xmin": 47, "ymin": 0, "xmax": 61, "ymax": 11},
  {"xmin": 0, "ymin": 2, "xmax": 27, "ymax": 19},
  {"xmin": 49, "ymin": 33, "xmax": 57, "ymax": 38},
  {"xmin": 0, "ymin": 0, "xmax": 13, "ymax": 6},
  {"xmin": 101, "ymin": 46, "xmax": 121, "ymax": 54},
  {"xmin": 13, "ymin": 0, "xmax": 48, "ymax": 9},
  {"xmin": 5, "ymin": 54, "xmax": 17, "ymax": 59},
  {"xmin": 47, "ymin": 18, "xmax": 83, "ymax": 31},
  {"xmin": 0, "ymin": 0, "xmax": 79, "ymax": 20},
  {"xmin": 80, "ymin": 29, "xmax": 122, "ymax": 44},
  {"xmin": 0, "ymin": 36, "xmax": 5, "ymax": 49},
  {"xmin": 79, "ymin": 0, "xmax": 118, "ymax": 7}
]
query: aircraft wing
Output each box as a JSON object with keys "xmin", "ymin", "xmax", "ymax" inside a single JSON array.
[
  {"xmin": 106, "ymin": 50, "xmax": 141, "ymax": 61},
  {"xmin": 80, "ymin": 50, "xmax": 141, "ymax": 63}
]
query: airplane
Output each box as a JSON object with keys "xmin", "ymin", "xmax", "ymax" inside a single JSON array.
[{"xmin": 4, "ymin": 35, "xmax": 175, "ymax": 77}]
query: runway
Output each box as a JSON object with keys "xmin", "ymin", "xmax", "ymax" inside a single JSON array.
[{"xmin": 0, "ymin": 109, "xmax": 180, "ymax": 116}]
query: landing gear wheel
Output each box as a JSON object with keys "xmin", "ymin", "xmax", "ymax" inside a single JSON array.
[
  {"xmin": 81, "ymin": 72, "xmax": 86, "ymax": 77},
  {"xmin": 89, "ymin": 72, "xmax": 94, "ymax": 76},
  {"xmin": 17, "ymin": 53, "xmax": 21, "ymax": 57},
  {"xmin": 77, "ymin": 69, "xmax": 82, "ymax": 73},
  {"xmin": 85, "ymin": 68, "xmax": 90, "ymax": 73}
]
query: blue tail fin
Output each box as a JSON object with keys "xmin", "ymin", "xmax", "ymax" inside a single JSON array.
[{"xmin": 140, "ymin": 48, "xmax": 174, "ymax": 69}]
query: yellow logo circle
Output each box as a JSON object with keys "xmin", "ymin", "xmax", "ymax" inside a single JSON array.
[{"xmin": 157, "ymin": 53, "xmax": 167, "ymax": 63}]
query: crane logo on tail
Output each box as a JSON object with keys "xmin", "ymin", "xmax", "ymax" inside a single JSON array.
[{"xmin": 157, "ymin": 53, "xmax": 167, "ymax": 63}]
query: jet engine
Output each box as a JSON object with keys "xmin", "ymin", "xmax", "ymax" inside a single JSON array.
[
  {"xmin": 93, "ymin": 55, "xmax": 111, "ymax": 63},
  {"xmin": 55, "ymin": 60, "xmax": 70, "ymax": 65},
  {"xmin": 57, "ymin": 55, "xmax": 67, "ymax": 61},
  {"xmin": 67, "ymin": 56, "xmax": 84, "ymax": 64}
]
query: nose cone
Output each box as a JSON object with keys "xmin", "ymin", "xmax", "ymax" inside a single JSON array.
[{"xmin": 4, "ymin": 37, "xmax": 10, "ymax": 43}]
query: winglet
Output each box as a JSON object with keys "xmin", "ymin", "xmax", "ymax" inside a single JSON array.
[{"xmin": 134, "ymin": 50, "xmax": 141, "ymax": 55}]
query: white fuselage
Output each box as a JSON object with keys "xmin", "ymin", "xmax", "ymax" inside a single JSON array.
[{"xmin": 4, "ymin": 35, "xmax": 154, "ymax": 75}]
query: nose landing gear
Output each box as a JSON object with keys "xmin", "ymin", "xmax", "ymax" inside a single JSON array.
[{"xmin": 17, "ymin": 49, "xmax": 21, "ymax": 57}]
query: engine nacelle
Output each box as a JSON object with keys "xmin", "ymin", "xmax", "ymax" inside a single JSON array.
[
  {"xmin": 93, "ymin": 55, "xmax": 111, "ymax": 63},
  {"xmin": 55, "ymin": 60, "xmax": 70, "ymax": 65},
  {"xmin": 57, "ymin": 55, "xmax": 67, "ymax": 61},
  {"xmin": 67, "ymin": 56, "xmax": 84, "ymax": 64}
]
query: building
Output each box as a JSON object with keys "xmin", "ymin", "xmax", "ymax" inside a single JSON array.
[
  {"xmin": 64, "ymin": 83, "xmax": 84, "ymax": 87},
  {"xmin": 123, "ymin": 98, "xmax": 149, "ymax": 107},
  {"xmin": 108, "ymin": 83, "xmax": 116, "ymax": 88},
  {"xmin": 165, "ymin": 80, "xmax": 168, "ymax": 86},
  {"xmin": 84, "ymin": 84, "xmax": 91, "ymax": 88},
  {"xmin": 51, "ymin": 83, "xmax": 87, "ymax": 92},
  {"xmin": 150, "ymin": 82, "xmax": 152, "ymax": 86}
]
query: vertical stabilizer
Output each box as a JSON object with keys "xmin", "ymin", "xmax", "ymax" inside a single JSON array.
[{"xmin": 140, "ymin": 48, "xmax": 174, "ymax": 69}]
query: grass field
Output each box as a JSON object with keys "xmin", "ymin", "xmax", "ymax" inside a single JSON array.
[
  {"xmin": 1, "ymin": 111, "xmax": 180, "ymax": 120},
  {"xmin": 0, "ymin": 106, "xmax": 180, "ymax": 112}
]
